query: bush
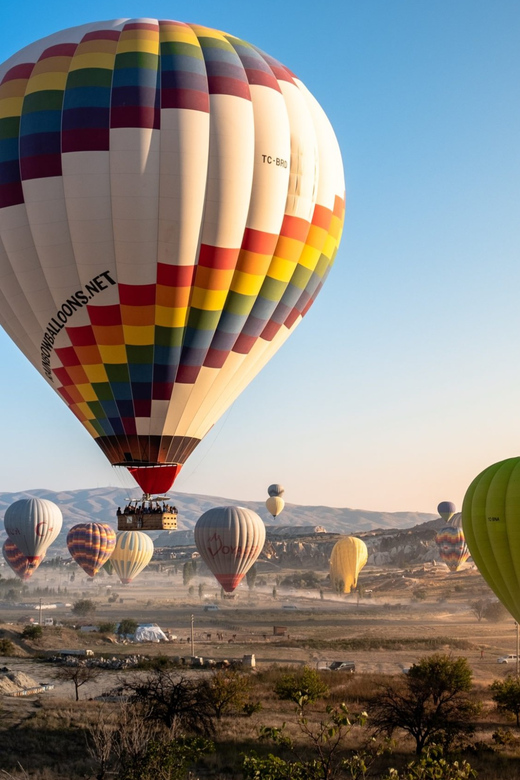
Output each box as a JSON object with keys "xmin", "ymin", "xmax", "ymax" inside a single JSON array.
[
  {"xmin": 118, "ymin": 619, "xmax": 138, "ymax": 637},
  {"xmin": 22, "ymin": 624, "xmax": 43, "ymax": 640},
  {"xmin": 0, "ymin": 639, "xmax": 15, "ymax": 655},
  {"xmin": 98, "ymin": 622, "xmax": 117, "ymax": 634},
  {"xmin": 72, "ymin": 599, "xmax": 96, "ymax": 617},
  {"xmin": 274, "ymin": 667, "xmax": 329, "ymax": 710},
  {"xmin": 484, "ymin": 600, "xmax": 509, "ymax": 622}
]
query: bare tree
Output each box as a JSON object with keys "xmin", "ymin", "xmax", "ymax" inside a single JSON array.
[
  {"xmin": 469, "ymin": 599, "xmax": 488, "ymax": 622},
  {"xmin": 54, "ymin": 661, "xmax": 101, "ymax": 701},
  {"xmin": 86, "ymin": 705, "xmax": 118, "ymax": 780}
]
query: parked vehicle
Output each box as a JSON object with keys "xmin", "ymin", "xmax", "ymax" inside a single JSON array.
[{"xmin": 497, "ymin": 654, "xmax": 518, "ymax": 664}]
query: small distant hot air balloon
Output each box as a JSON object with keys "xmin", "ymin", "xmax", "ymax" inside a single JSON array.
[
  {"xmin": 462, "ymin": 457, "xmax": 520, "ymax": 622},
  {"xmin": 437, "ymin": 501, "xmax": 456, "ymax": 523},
  {"xmin": 110, "ymin": 531, "xmax": 154, "ymax": 585},
  {"xmin": 266, "ymin": 496, "xmax": 285, "ymax": 518},
  {"xmin": 67, "ymin": 523, "xmax": 116, "ymax": 578},
  {"xmin": 4, "ymin": 499, "xmax": 62, "ymax": 562},
  {"xmin": 194, "ymin": 506, "xmax": 266, "ymax": 592},
  {"xmin": 450, "ymin": 512, "xmax": 463, "ymax": 528},
  {"xmin": 330, "ymin": 536, "xmax": 368, "ymax": 594},
  {"xmin": 268, "ymin": 485, "xmax": 285, "ymax": 498},
  {"xmin": 2, "ymin": 540, "xmax": 44, "ymax": 581},
  {"xmin": 435, "ymin": 525, "xmax": 470, "ymax": 572}
]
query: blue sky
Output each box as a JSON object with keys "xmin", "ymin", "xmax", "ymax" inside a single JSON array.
[{"xmin": 0, "ymin": 0, "xmax": 519, "ymax": 512}]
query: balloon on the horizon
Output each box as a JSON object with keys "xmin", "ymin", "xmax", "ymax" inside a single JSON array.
[
  {"xmin": 110, "ymin": 531, "xmax": 154, "ymax": 585},
  {"xmin": 450, "ymin": 512, "xmax": 463, "ymax": 528},
  {"xmin": 329, "ymin": 536, "xmax": 368, "ymax": 594},
  {"xmin": 435, "ymin": 525, "xmax": 469, "ymax": 572},
  {"xmin": 0, "ymin": 19, "xmax": 345, "ymax": 496},
  {"xmin": 194, "ymin": 506, "xmax": 266, "ymax": 592},
  {"xmin": 437, "ymin": 501, "xmax": 456, "ymax": 524},
  {"xmin": 462, "ymin": 457, "xmax": 520, "ymax": 622},
  {"xmin": 2, "ymin": 540, "xmax": 44, "ymax": 581},
  {"xmin": 66, "ymin": 523, "xmax": 116, "ymax": 577},
  {"xmin": 266, "ymin": 495, "xmax": 285, "ymax": 518},
  {"xmin": 4, "ymin": 499, "xmax": 62, "ymax": 561},
  {"xmin": 267, "ymin": 484, "xmax": 285, "ymax": 498}
]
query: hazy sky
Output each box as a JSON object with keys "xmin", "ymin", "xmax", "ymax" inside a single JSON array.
[{"xmin": 0, "ymin": 1, "xmax": 519, "ymax": 513}]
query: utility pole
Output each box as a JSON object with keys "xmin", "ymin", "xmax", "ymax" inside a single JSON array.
[
  {"xmin": 39, "ymin": 598, "xmax": 42, "ymax": 627},
  {"xmin": 190, "ymin": 613, "xmax": 195, "ymax": 657}
]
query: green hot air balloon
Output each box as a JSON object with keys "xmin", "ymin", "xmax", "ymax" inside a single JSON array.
[{"xmin": 462, "ymin": 457, "xmax": 520, "ymax": 622}]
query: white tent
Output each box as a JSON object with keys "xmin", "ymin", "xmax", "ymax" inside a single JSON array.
[{"xmin": 134, "ymin": 624, "xmax": 168, "ymax": 643}]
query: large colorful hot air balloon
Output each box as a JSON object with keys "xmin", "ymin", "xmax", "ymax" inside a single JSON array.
[
  {"xmin": 268, "ymin": 484, "xmax": 285, "ymax": 497},
  {"xmin": 266, "ymin": 495, "xmax": 284, "ymax": 518},
  {"xmin": 67, "ymin": 523, "xmax": 116, "ymax": 577},
  {"xmin": 110, "ymin": 531, "xmax": 154, "ymax": 584},
  {"xmin": 330, "ymin": 536, "xmax": 368, "ymax": 594},
  {"xmin": 0, "ymin": 20, "xmax": 345, "ymax": 496},
  {"xmin": 2, "ymin": 540, "xmax": 44, "ymax": 581},
  {"xmin": 462, "ymin": 457, "xmax": 520, "ymax": 622},
  {"xmin": 435, "ymin": 525, "xmax": 469, "ymax": 572},
  {"xmin": 437, "ymin": 501, "xmax": 456, "ymax": 523},
  {"xmin": 194, "ymin": 506, "xmax": 265, "ymax": 592},
  {"xmin": 4, "ymin": 499, "xmax": 62, "ymax": 561}
]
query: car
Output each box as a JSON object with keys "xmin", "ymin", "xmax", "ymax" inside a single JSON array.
[
  {"xmin": 328, "ymin": 661, "xmax": 355, "ymax": 673},
  {"xmin": 204, "ymin": 605, "xmax": 219, "ymax": 612},
  {"xmin": 497, "ymin": 654, "xmax": 519, "ymax": 664},
  {"xmin": 282, "ymin": 605, "xmax": 298, "ymax": 610}
]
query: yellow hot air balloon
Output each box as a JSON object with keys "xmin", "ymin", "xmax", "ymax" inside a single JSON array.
[
  {"xmin": 110, "ymin": 531, "xmax": 154, "ymax": 584},
  {"xmin": 0, "ymin": 19, "xmax": 345, "ymax": 496},
  {"xmin": 330, "ymin": 536, "xmax": 368, "ymax": 594},
  {"xmin": 462, "ymin": 457, "xmax": 520, "ymax": 622},
  {"xmin": 266, "ymin": 496, "xmax": 285, "ymax": 518}
]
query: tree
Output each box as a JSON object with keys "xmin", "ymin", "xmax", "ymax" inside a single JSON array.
[
  {"xmin": 72, "ymin": 599, "xmax": 97, "ymax": 617},
  {"xmin": 118, "ymin": 735, "xmax": 211, "ymax": 780},
  {"xmin": 275, "ymin": 668, "xmax": 329, "ymax": 712},
  {"xmin": 371, "ymin": 654, "xmax": 477, "ymax": 754},
  {"xmin": 199, "ymin": 668, "xmax": 253, "ymax": 719},
  {"xmin": 22, "ymin": 624, "xmax": 43, "ymax": 641},
  {"xmin": 183, "ymin": 561, "xmax": 195, "ymax": 586},
  {"xmin": 491, "ymin": 675, "xmax": 520, "ymax": 727},
  {"xmin": 124, "ymin": 670, "xmax": 216, "ymax": 735},
  {"xmin": 118, "ymin": 618, "xmax": 138, "ymax": 637},
  {"xmin": 483, "ymin": 600, "xmax": 509, "ymax": 622},
  {"xmin": 469, "ymin": 598, "xmax": 488, "ymax": 622},
  {"xmin": 246, "ymin": 565, "xmax": 258, "ymax": 591},
  {"xmin": 99, "ymin": 622, "xmax": 117, "ymax": 634},
  {"xmin": 198, "ymin": 582, "xmax": 206, "ymax": 601},
  {"xmin": 54, "ymin": 661, "xmax": 101, "ymax": 701}
]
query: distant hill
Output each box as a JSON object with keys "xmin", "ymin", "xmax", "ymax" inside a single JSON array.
[{"xmin": 0, "ymin": 487, "xmax": 436, "ymax": 550}]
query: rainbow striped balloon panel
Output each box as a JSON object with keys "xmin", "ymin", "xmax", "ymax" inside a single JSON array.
[{"xmin": 0, "ymin": 19, "xmax": 345, "ymax": 467}]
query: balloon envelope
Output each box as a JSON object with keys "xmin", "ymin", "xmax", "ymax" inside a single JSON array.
[
  {"xmin": 330, "ymin": 536, "xmax": 368, "ymax": 594},
  {"xmin": 267, "ymin": 484, "xmax": 285, "ymax": 497},
  {"xmin": 4, "ymin": 499, "xmax": 62, "ymax": 561},
  {"xmin": 266, "ymin": 496, "xmax": 284, "ymax": 518},
  {"xmin": 67, "ymin": 523, "xmax": 116, "ymax": 577},
  {"xmin": 462, "ymin": 457, "xmax": 520, "ymax": 622},
  {"xmin": 437, "ymin": 501, "xmax": 456, "ymax": 523},
  {"xmin": 110, "ymin": 531, "xmax": 154, "ymax": 585},
  {"xmin": 194, "ymin": 506, "xmax": 266, "ymax": 592},
  {"xmin": 2, "ymin": 540, "xmax": 44, "ymax": 581},
  {"xmin": 435, "ymin": 525, "xmax": 469, "ymax": 572},
  {"xmin": 0, "ymin": 20, "xmax": 345, "ymax": 493}
]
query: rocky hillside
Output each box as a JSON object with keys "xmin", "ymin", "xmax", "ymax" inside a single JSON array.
[{"xmin": 0, "ymin": 487, "xmax": 437, "ymax": 550}]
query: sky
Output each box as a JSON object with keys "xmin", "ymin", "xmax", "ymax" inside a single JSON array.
[{"xmin": 0, "ymin": 0, "xmax": 519, "ymax": 512}]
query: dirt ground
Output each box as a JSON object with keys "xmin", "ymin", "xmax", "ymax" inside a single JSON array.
[{"xmin": 0, "ymin": 561, "xmax": 516, "ymax": 700}]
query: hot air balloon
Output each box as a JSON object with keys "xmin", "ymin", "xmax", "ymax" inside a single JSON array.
[
  {"xmin": 450, "ymin": 512, "xmax": 463, "ymax": 528},
  {"xmin": 0, "ymin": 20, "xmax": 345, "ymax": 498},
  {"xmin": 194, "ymin": 506, "xmax": 265, "ymax": 592},
  {"xmin": 437, "ymin": 501, "xmax": 456, "ymax": 523},
  {"xmin": 462, "ymin": 457, "xmax": 520, "ymax": 622},
  {"xmin": 330, "ymin": 536, "xmax": 368, "ymax": 594},
  {"xmin": 4, "ymin": 499, "xmax": 62, "ymax": 561},
  {"xmin": 110, "ymin": 531, "xmax": 154, "ymax": 584},
  {"xmin": 268, "ymin": 484, "xmax": 285, "ymax": 497},
  {"xmin": 67, "ymin": 523, "xmax": 116, "ymax": 577},
  {"xmin": 435, "ymin": 525, "xmax": 469, "ymax": 572},
  {"xmin": 2, "ymin": 540, "xmax": 44, "ymax": 581},
  {"xmin": 266, "ymin": 496, "xmax": 285, "ymax": 518}
]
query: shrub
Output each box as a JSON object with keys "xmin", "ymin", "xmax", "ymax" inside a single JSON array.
[
  {"xmin": 274, "ymin": 667, "xmax": 329, "ymax": 710},
  {"xmin": 0, "ymin": 639, "xmax": 15, "ymax": 655},
  {"xmin": 22, "ymin": 624, "xmax": 43, "ymax": 640},
  {"xmin": 72, "ymin": 599, "xmax": 96, "ymax": 617},
  {"xmin": 98, "ymin": 622, "xmax": 117, "ymax": 634}
]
